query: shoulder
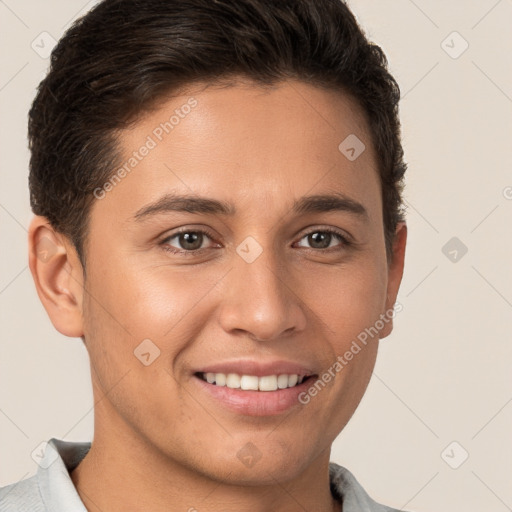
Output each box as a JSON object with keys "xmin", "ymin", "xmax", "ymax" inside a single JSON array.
[
  {"xmin": 329, "ymin": 462, "xmax": 411, "ymax": 512},
  {"xmin": 0, "ymin": 438, "xmax": 91, "ymax": 512},
  {"xmin": 0, "ymin": 474, "xmax": 46, "ymax": 512}
]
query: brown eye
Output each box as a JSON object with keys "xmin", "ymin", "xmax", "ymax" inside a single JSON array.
[
  {"xmin": 307, "ymin": 232, "xmax": 333, "ymax": 249},
  {"xmin": 296, "ymin": 229, "xmax": 348, "ymax": 250},
  {"xmin": 162, "ymin": 231, "xmax": 212, "ymax": 252},
  {"xmin": 177, "ymin": 232, "xmax": 204, "ymax": 250}
]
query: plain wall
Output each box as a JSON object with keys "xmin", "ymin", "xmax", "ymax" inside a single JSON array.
[{"xmin": 1, "ymin": 1, "xmax": 511, "ymax": 510}]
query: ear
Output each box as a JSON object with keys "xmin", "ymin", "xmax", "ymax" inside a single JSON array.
[
  {"xmin": 380, "ymin": 222, "xmax": 407, "ymax": 339},
  {"xmin": 28, "ymin": 216, "xmax": 85, "ymax": 338}
]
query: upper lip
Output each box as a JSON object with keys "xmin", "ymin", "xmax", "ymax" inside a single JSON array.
[{"xmin": 195, "ymin": 359, "xmax": 316, "ymax": 377}]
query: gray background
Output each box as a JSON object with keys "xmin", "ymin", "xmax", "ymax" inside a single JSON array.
[{"xmin": 1, "ymin": 1, "xmax": 511, "ymax": 510}]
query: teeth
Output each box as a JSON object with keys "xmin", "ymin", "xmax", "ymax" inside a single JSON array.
[
  {"xmin": 240, "ymin": 375, "xmax": 259, "ymax": 390},
  {"xmin": 259, "ymin": 375, "xmax": 277, "ymax": 391},
  {"xmin": 226, "ymin": 373, "xmax": 241, "ymax": 389},
  {"xmin": 277, "ymin": 374, "xmax": 289, "ymax": 389},
  {"xmin": 202, "ymin": 373, "xmax": 306, "ymax": 391}
]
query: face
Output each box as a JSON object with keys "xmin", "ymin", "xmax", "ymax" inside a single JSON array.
[{"xmin": 47, "ymin": 79, "xmax": 406, "ymax": 484}]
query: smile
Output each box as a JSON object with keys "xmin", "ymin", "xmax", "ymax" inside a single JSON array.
[
  {"xmin": 197, "ymin": 372, "xmax": 307, "ymax": 391},
  {"xmin": 193, "ymin": 368, "xmax": 318, "ymax": 416}
]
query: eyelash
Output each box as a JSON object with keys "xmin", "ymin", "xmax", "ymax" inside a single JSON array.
[{"xmin": 159, "ymin": 227, "xmax": 352, "ymax": 256}]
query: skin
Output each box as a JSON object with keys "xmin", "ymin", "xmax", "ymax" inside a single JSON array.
[{"xmin": 28, "ymin": 78, "xmax": 406, "ymax": 512}]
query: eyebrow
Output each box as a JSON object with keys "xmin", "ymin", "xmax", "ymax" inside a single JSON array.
[
  {"xmin": 133, "ymin": 192, "xmax": 368, "ymax": 221},
  {"xmin": 133, "ymin": 194, "xmax": 235, "ymax": 220},
  {"xmin": 293, "ymin": 193, "xmax": 368, "ymax": 219}
]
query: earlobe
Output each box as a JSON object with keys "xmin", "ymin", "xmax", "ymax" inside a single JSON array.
[
  {"xmin": 380, "ymin": 222, "xmax": 407, "ymax": 339},
  {"xmin": 28, "ymin": 216, "xmax": 85, "ymax": 338}
]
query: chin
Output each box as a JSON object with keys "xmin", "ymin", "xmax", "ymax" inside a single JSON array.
[{"xmin": 206, "ymin": 435, "xmax": 321, "ymax": 486}]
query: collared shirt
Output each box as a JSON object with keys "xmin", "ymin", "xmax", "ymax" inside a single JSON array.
[{"xmin": 0, "ymin": 439, "xmax": 405, "ymax": 511}]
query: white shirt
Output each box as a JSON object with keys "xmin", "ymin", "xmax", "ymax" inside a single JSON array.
[{"xmin": 0, "ymin": 438, "xmax": 405, "ymax": 511}]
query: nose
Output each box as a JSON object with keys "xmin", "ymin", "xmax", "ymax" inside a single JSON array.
[{"xmin": 217, "ymin": 247, "xmax": 307, "ymax": 342}]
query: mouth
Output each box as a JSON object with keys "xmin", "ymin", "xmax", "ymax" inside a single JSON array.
[
  {"xmin": 192, "ymin": 368, "xmax": 318, "ymax": 416},
  {"xmin": 195, "ymin": 372, "xmax": 314, "ymax": 391}
]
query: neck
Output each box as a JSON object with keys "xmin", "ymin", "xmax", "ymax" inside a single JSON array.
[{"xmin": 71, "ymin": 403, "xmax": 341, "ymax": 512}]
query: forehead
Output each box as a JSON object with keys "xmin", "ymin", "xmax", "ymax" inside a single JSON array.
[{"xmin": 94, "ymin": 78, "xmax": 382, "ymax": 225}]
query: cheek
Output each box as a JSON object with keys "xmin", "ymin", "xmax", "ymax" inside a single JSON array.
[
  {"xmin": 81, "ymin": 261, "xmax": 228, "ymax": 401},
  {"xmin": 85, "ymin": 258, "xmax": 222, "ymax": 340},
  {"xmin": 296, "ymin": 253, "xmax": 386, "ymax": 409},
  {"xmin": 303, "ymin": 254, "xmax": 388, "ymax": 346}
]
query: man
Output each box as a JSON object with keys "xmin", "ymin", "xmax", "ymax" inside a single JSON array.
[{"xmin": 0, "ymin": 0, "xmax": 408, "ymax": 510}]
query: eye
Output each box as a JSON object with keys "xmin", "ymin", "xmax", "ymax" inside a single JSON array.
[
  {"xmin": 159, "ymin": 227, "xmax": 351, "ymax": 255},
  {"xmin": 161, "ymin": 229, "xmax": 217, "ymax": 254},
  {"xmin": 295, "ymin": 229, "xmax": 350, "ymax": 250}
]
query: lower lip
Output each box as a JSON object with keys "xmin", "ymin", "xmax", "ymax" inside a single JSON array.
[{"xmin": 193, "ymin": 376, "xmax": 315, "ymax": 416}]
